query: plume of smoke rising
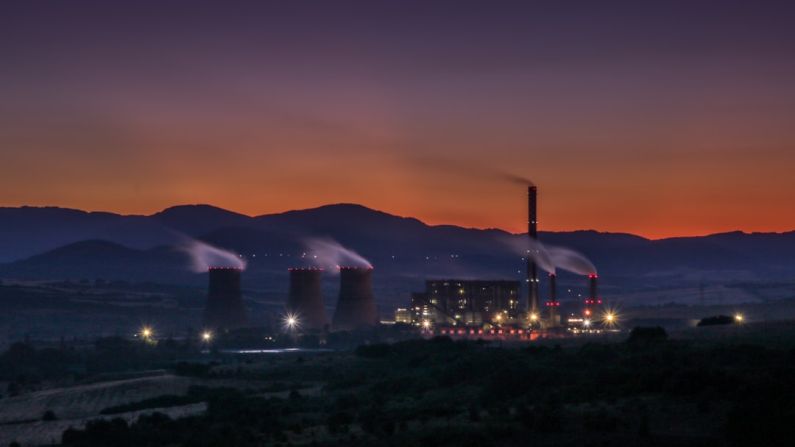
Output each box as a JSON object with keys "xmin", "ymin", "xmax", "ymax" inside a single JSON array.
[
  {"xmin": 499, "ymin": 172, "xmax": 535, "ymax": 186},
  {"xmin": 403, "ymin": 155, "xmax": 534, "ymax": 187},
  {"xmin": 178, "ymin": 239, "xmax": 246, "ymax": 272},
  {"xmin": 500, "ymin": 236, "xmax": 597, "ymax": 276},
  {"xmin": 499, "ymin": 236, "xmax": 556, "ymax": 274},
  {"xmin": 546, "ymin": 246, "xmax": 597, "ymax": 276},
  {"xmin": 304, "ymin": 237, "xmax": 372, "ymax": 271}
]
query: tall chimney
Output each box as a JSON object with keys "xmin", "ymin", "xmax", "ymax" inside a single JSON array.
[
  {"xmin": 527, "ymin": 185, "xmax": 540, "ymax": 317},
  {"xmin": 332, "ymin": 267, "xmax": 378, "ymax": 331},
  {"xmin": 286, "ymin": 268, "xmax": 328, "ymax": 331},
  {"xmin": 203, "ymin": 267, "xmax": 248, "ymax": 331}
]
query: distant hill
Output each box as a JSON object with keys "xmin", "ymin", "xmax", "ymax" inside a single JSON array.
[{"xmin": 0, "ymin": 203, "xmax": 794, "ymax": 308}]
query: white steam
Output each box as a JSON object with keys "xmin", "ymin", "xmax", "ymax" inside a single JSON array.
[
  {"xmin": 304, "ymin": 237, "xmax": 372, "ymax": 271},
  {"xmin": 546, "ymin": 246, "xmax": 597, "ymax": 276},
  {"xmin": 501, "ymin": 236, "xmax": 596, "ymax": 276},
  {"xmin": 179, "ymin": 239, "xmax": 246, "ymax": 272}
]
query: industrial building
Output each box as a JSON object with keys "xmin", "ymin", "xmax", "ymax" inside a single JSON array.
[
  {"xmin": 410, "ymin": 279, "xmax": 521, "ymax": 326},
  {"xmin": 394, "ymin": 307, "xmax": 412, "ymax": 324}
]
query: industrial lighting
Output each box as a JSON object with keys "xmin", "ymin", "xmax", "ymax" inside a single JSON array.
[
  {"xmin": 140, "ymin": 326, "xmax": 153, "ymax": 339},
  {"xmin": 283, "ymin": 312, "xmax": 300, "ymax": 331},
  {"xmin": 529, "ymin": 313, "xmax": 539, "ymax": 322},
  {"xmin": 734, "ymin": 313, "xmax": 744, "ymax": 323},
  {"xmin": 201, "ymin": 331, "xmax": 213, "ymax": 342}
]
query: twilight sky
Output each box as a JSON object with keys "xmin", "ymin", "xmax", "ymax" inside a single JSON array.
[{"xmin": 1, "ymin": 0, "xmax": 794, "ymax": 238}]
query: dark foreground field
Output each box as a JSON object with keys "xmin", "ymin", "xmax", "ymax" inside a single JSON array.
[{"xmin": 2, "ymin": 323, "xmax": 795, "ymax": 447}]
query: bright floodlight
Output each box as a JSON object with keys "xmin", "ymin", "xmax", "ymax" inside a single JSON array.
[
  {"xmin": 529, "ymin": 313, "xmax": 539, "ymax": 322},
  {"xmin": 605, "ymin": 312, "xmax": 615, "ymax": 323},
  {"xmin": 201, "ymin": 330, "xmax": 213, "ymax": 342},
  {"xmin": 140, "ymin": 326, "xmax": 153, "ymax": 338},
  {"xmin": 283, "ymin": 312, "xmax": 300, "ymax": 331},
  {"xmin": 583, "ymin": 319, "xmax": 592, "ymax": 327},
  {"xmin": 734, "ymin": 313, "xmax": 744, "ymax": 323},
  {"xmin": 421, "ymin": 320, "xmax": 431, "ymax": 329}
]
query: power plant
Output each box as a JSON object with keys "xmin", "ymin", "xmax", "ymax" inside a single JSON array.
[
  {"xmin": 203, "ymin": 267, "xmax": 248, "ymax": 331},
  {"xmin": 286, "ymin": 267, "xmax": 328, "ymax": 331},
  {"xmin": 197, "ymin": 181, "xmax": 606, "ymax": 339},
  {"xmin": 332, "ymin": 267, "xmax": 378, "ymax": 331}
]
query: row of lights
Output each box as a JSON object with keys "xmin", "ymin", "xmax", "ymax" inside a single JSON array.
[
  {"xmin": 137, "ymin": 313, "xmax": 304, "ymax": 345},
  {"xmin": 137, "ymin": 326, "xmax": 213, "ymax": 343}
]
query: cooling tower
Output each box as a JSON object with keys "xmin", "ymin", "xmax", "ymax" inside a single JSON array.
[
  {"xmin": 286, "ymin": 268, "xmax": 328, "ymax": 331},
  {"xmin": 332, "ymin": 267, "xmax": 378, "ymax": 330},
  {"xmin": 203, "ymin": 267, "xmax": 248, "ymax": 331},
  {"xmin": 527, "ymin": 185, "xmax": 540, "ymax": 316}
]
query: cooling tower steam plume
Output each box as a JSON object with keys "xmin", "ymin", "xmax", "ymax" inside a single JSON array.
[
  {"xmin": 179, "ymin": 239, "xmax": 246, "ymax": 272},
  {"xmin": 304, "ymin": 237, "xmax": 372, "ymax": 271},
  {"xmin": 546, "ymin": 246, "xmax": 597, "ymax": 276}
]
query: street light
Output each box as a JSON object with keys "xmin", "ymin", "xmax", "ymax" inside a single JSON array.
[{"xmin": 201, "ymin": 330, "xmax": 213, "ymax": 342}]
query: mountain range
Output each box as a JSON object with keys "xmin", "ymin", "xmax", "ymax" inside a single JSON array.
[{"xmin": 1, "ymin": 204, "xmax": 794, "ymax": 308}]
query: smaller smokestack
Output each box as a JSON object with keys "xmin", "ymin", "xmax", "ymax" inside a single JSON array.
[
  {"xmin": 545, "ymin": 273, "xmax": 560, "ymax": 327},
  {"xmin": 589, "ymin": 274, "xmax": 599, "ymax": 304},
  {"xmin": 583, "ymin": 274, "xmax": 602, "ymax": 320}
]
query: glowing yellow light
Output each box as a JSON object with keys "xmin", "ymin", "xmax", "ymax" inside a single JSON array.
[
  {"xmin": 422, "ymin": 320, "xmax": 431, "ymax": 329},
  {"xmin": 283, "ymin": 313, "xmax": 300, "ymax": 331},
  {"xmin": 201, "ymin": 331, "xmax": 213, "ymax": 342},
  {"xmin": 529, "ymin": 313, "xmax": 539, "ymax": 322},
  {"xmin": 735, "ymin": 314, "xmax": 744, "ymax": 323},
  {"xmin": 605, "ymin": 313, "xmax": 615, "ymax": 323},
  {"xmin": 141, "ymin": 327, "xmax": 153, "ymax": 338}
]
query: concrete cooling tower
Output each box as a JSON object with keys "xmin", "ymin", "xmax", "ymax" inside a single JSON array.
[
  {"xmin": 203, "ymin": 267, "xmax": 248, "ymax": 331},
  {"xmin": 286, "ymin": 268, "xmax": 328, "ymax": 331},
  {"xmin": 332, "ymin": 267, "xmax": 378, "ymax": 330}
]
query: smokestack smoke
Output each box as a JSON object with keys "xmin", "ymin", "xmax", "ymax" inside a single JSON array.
[
  {"xmin": 179, "ymin": 238, "xmax": 246, "ymax": 272},
  {"xmin": 499, "ymin": 236, "xmax": 555, "ymax": 274},
  {"xmin": 546, "ymin": 246, "xmax": 597, "ymax": 276},
  {"xmin": 503, "ymin": 173, "xmax": 535, "ymax": 186},
  {"xmin": 304, "ymin": 237, "xmax": 372, "ymax": 271},
  {"xmin": 501, "ymin": 237, "xmax": 597, "ymax": 276}
]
